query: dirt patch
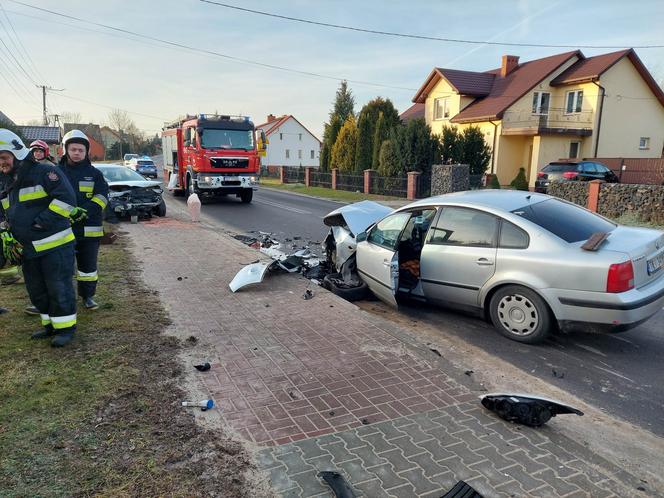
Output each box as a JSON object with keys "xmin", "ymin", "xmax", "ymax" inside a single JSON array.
[{"xmin": 0, "ymin": 235, "xmax": 261, "ymax": 497}]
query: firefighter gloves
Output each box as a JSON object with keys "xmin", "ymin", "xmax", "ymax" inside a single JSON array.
[
  {"xmin": 70, "ymin": 207, "xmax": 88, "ymax": 224},
  {"xmin": 0, "ymin": 230, "xmax": 23, "ymax": 265}
]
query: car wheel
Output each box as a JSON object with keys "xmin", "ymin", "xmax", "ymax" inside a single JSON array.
[
  {"xmin": 155, "ymin": 199, "xmax": 166, "ymax": 217},
  {"xmin": 240, "ymin": 189, "xmax": 253, "ymax": 203},
  {"xmin": 489, "ymin": 285, "xmax": 552, "ymax": 343},
  {"xmin": 323, "ymin": 273, "xmax": 368, "ymax": 302}
]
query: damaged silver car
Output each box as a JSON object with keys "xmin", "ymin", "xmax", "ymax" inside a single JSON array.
[{"xmin": 96, "ymin": 164, "xmax": 166, "ymax": 221}]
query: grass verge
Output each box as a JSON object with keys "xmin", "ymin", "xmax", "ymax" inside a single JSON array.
[
  {"xmin": 0, "ymin": 236, "xmax": 252, "ymax": 497},
  {"xmin": 260, "ymin": 177, "xmax": 403, "ymax": 202}
]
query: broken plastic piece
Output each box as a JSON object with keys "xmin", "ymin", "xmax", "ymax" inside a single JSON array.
[
  {"xmin": 581, "ymin": 232, "xmax": 610, "ymax": 251},
  {"xmin": 194, "ymin": 362, "xmax": 211, "ymax": 372},
  {"xmin": 318, "ymin": 471, "xmax": 357, "ymax": 498},
  {"xmin": 182, "ymin": 399, "xmax": 214, "ymax": 410},
  {"xmin": 229, "ymin": 262, "xmax": 274, "ymax": 292},
  {"xmin": 481, "ymin": 393, "xmax": 584, "ymax": 427},
  {"xmin": 441, "ymin": 480, "xmax": 484, "ymax": 498},
  {"xmin": 303, "ymin": 289, "xmax": 314, "ymax": 300}
]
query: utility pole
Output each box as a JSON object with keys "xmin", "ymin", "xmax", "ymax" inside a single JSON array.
[{"xmin": 36, "ymin": 85, "xmax": 64, "ymax": 125}]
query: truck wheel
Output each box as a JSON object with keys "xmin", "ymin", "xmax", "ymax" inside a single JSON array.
[
  {"xmin": 240, "ymin": 190, "xmax": 253, "ymax": 203},
  {"xmin": 489, "ymin": 285, "xmax": 553, "ymax": 344},
  {"xmin": 155, "ymin": 199, "xmax": 167, "ymax": 217}
]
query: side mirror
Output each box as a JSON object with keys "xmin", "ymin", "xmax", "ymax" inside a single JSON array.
[
  {"xmin": 356, "ymin": 231, "xmax": 367, "ymax": 243},
  {"xmin": 261, "ymin": 130, "xmax": 268, "ymax": 146}
]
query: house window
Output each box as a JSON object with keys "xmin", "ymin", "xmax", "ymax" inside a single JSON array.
[
  {"xmin": 298, "ymin": 150, "xmax": 302, "ymax": 159},
  {"xmin": 639, "ymin": 137, "xmax": 650, "ymax": 150},
  {"xmin": 310, "ymin": 150, "xmax": 315, "ymax": 159},
  {"xmin": 434, "ymin": 98, "xmax": 450, "ymax": 120},
  {"xmin": 280, "ymin": 133, "xmax": 283, "ymax": 140},
  {"xmin": 566, "ymin": 90, "xmax": 583, "ymax": 113},
  {"xmin": 532, "ymin": 92, "xmax": 550, "ymax": 115},
  {"xmin": 285, "ymin": 149, "xmax": 290, "ymax": 159},
  {"xmin": 569, "ymin": 141, "xmax": 580, "ymax": 159},
  {"xmin": 299, "ymin": 133, "xmax": 302, "ymax": 141}
]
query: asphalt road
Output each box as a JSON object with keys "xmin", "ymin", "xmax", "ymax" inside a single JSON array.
[{"xmin": 153, "ymin": 156, "xmax": 664, "ymax": 436}]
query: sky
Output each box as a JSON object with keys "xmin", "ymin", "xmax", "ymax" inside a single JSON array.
[{"xmin": 1, "ymin": 0, "xmax": 663, "ymax": 138}]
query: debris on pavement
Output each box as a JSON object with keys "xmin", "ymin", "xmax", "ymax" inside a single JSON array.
[
  {"xmin": 303, "ymin": 289, "xmax": 314, "ymax": 300},
  {"xmin": 194, "ymin": 362, "xmax": 211, "ymax": 372},
  {"xmin": 318, "ymin": 471, "xmax": 357, "ymax": 498},
  {"xmin": 441, "ymin": 480, "xmax": 484, "ymax": 498},
  {"xmin": 429, "ymin": 348, "xmax": 442, "ymax": 357},
  {"xmin": 187, "ymin": 193, "xmax": 201, "ymax": 222},
  {"xmin": 181, "ymin": 399, "xmax": 215, "ymax": 411},
  {"xmin": 481, "ymin": 393, "xmax": 584, "ymax": 427},
  {"xmin": 228, "ymin": 262, "xmax": 276, "ymax": 292},
  {"xmin": 464, "ymin": 370, "xmax": 474, "ymax": 376},
  {"xmin": 552, "ymin": 368, "xmax": 566, "ymax": 379}
]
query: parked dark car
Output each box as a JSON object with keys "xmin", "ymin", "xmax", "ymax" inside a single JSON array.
[{"xmin": 535, "ymin": 161, "xmax": 619, "ymax": 193}]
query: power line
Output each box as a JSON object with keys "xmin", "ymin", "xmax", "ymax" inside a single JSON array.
[
  {"xmin": 0, "ymin": 27, "xmax": 35, "ymax": 84},
  {"xmin": 7, "ymin": 0, "xmax": 416, "ymax": 92},
  {"xmin": 54, "ymin": 92, "xmax": 170, "ymax": 122},
  {"xmin": 0, "ymin": 53, "xmax": 37, "ymax": 103},
  {"xmin": 0, "ymin": 0, "xmax": 46, "ymax": 82},
  {"xmin": 199, "ymin": 0, "xmax": 664, "ymax": 50}
]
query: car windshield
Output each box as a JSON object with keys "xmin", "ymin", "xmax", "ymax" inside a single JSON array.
[
  {"xmin": 201, "ymin": 129, "xmax": 254, "ymax": 150},
  {"xmin": 512, "ymin": 199, "xmax": 616, "ymax": 243},
  {"xmin": 543, "ymin": 163, "xmax": 577, "ymax": 173},
  {"xmin": 99, "ymin": 167, "xmax": 152, "ymax": 183},
  {"xmin": 124, "ymin": 154, "xmax": 138, "ymax": 160}
]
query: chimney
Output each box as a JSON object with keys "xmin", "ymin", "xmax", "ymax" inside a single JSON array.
[
  {"xmin": 501, "ymin": 55, "xmax": 520, "ymax": 77},
  {"xmin": 267, "ymin": 114, "xmax": 276, "ymax": 123}
]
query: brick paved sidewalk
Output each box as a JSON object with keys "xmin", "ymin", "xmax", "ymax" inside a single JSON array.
[{"xmin": 124, "ymin": 215, "xmax": 645, "ymax": 498}]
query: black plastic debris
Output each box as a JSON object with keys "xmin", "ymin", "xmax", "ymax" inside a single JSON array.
[
  {"xmin": 194, "ymin": 362, "xmax": 211, "ymax": 372},
  {"xmin": 303, "ymin": 289, "xmax": 314, "ymax": 300},
  {"xmin": 464, "ymin": 370, "xmax": 474, "ymax": 376},
  {"xmin": 481, "ymin": 394, "xmax": 584, "ymax": 427},
  {"xmin": 233, "ymin": 234, "xmax": 259, "ymax": 245},
  {"xmin": 429, "ymin": 348, "xmax": 442, "ymax": 357},
  {"xmin": 441, "ymin": 480, "xmax": 484, "ymax": 498},
  {"xmin": 318, "ymin": 471, "xmax": 357, "ymax": 498},
  {"xmin": 552, "ymin": 369, "xmax": 565, "ymax": 379}
]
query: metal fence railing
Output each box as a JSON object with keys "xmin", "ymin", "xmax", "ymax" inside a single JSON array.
[
  {"xmin": 283, "ymin": 167, "xmax": 305, "ymax": 183},
  {"xmin": 259, "ymin": 166, "xmax": 280, "ymax": 178},
  {"xmin": 311, "ymin": 170, "xmax": 332, "ymax": 188},
  {"xmin": 418, "ymin": 174, "xmax": 432, "ymax": 199},
  {"xmin": 336, "ymin": 173, "xmax": 364, "ymax": 192},
  {"xmin": 371, "ymin": 175, "xmax": 408, "ymax": 198}
]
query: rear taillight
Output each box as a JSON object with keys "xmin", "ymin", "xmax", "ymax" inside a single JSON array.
[
  {"xmin": 562, "ymin": 171, "xmax": 579, "ymax": 180},
  {"xmin": 537, "ymin": 172, "xmax": 546, "ymax": 178},
  {"xmin": 607, "ymin": 261, "xmax": 634, "ymax": 293}
]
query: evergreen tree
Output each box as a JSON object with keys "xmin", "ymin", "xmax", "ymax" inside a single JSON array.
[
  {"xmin": 510, "ymin": 168, "xmax": 529, "ymax": 190},
  {"xmin": 331, "ymin": 116, "xmax": 357, "ymax": 173},
  {"xmin": 392, "ymin": 118, "xmax": 438, "ymax": 176},
  {"xmin": 333, "ymin": 80, "xmax": 355, "ymax": 124},
  {"xmin": 320, "ymin": 82, "xmax": 354, "ymax": 171},
  {"xmin": 440, "ymin": 125, "xmax": 462, "ymax": 164},
  {"xmin": 320, "ymin": 114, "xmax": 342, "ymax": 171},
  {"xmin": 355, "ymin": 111, "xmax": 373, "ymax": 173},
  {"xmin": 459, "ymin": 126, "xmax": 492, "ymax": 176},
  {"xmin": 372, "ymin": 112, "xmax": 389, "ymax": 169},
  {"xmin": 489, "ymin": 174, "xmax": 501, "ymax": 189},
  {"xmin": 378, "ymin": 139, "xmax": 400, "ymax": 177}
]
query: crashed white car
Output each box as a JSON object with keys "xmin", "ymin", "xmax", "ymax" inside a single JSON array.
[{"xmin": 324, "ymin": 191, "xmax": 664, "ymax": 344}]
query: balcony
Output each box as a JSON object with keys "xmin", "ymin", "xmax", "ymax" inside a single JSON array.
[{"xmin": 502, "ymin": 109, "xmax": 593, "ymax": 136}]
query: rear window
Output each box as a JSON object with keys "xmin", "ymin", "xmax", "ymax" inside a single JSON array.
[
  {"xmin": 543, "ymin": 163, "xmax": 577, "ymax": 173},
  {"xmin": 512, "ymin": 199, "xmax": 615, "ymax": 243},
  {"xmin": 138, "ymin": 161, "xmax": 154, "ymax": 166}
]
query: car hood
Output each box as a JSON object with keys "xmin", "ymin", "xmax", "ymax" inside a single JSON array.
[
  {"xmin": 107, "ymin": 180, "xmax": 161, "ymax": 188},
  {"xmin": 323, "ymin": 200, "xmax": 393, "ymax": 236}
]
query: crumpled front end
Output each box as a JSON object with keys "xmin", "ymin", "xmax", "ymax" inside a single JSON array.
[{"xmin": 108, "ymin": 185, "xmax": 163, "ymax": 218}]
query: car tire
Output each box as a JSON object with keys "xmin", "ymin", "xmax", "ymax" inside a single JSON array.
[
  {"xmin": 323, "ymin": 273, "xmax": 368, "ymax": 302},
  {"xmin": 240, "ymin": 189, "xmax": 253, "ymax": 203},
  {"xmin": 155, "ymin": 199, "xmax": 166, "ymax": 217},
  {"xmin": 489, "ymin": 285, "xmax": 553, "ymax": 344}
]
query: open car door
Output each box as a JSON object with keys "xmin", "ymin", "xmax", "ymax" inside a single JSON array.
[{"xmin": 356, "ymin": 212, "xmax": 411, "ymax": 307}]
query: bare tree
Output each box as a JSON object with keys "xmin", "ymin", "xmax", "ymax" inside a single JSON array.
[
  {"xmin": 108, "ymin": 109, "xmax": 132, "ymax": 132},
  {"xmin": 60, "ymin": 111, "xmax": 82, "ymax": 124}
]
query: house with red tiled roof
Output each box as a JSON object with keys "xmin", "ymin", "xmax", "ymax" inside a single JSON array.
[
  {"xmin": 412, "ymin": 49, "xmax": 664, "ymax": 186},
  {"xmin": 256, "ymin": 114, "xmax": 321, "ymax": 169}
]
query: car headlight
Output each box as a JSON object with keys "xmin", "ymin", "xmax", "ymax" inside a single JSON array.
[{"xmin": 152, "ymin": 187, "xmax": 163, "ymax": 194}]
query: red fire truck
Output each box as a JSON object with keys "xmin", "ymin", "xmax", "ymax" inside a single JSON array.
[{"xmin": 162, "ymin": 114, "xmax": 266, "ymax": 203}]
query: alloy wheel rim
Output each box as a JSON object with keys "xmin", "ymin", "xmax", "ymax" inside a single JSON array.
[{"xmin": 497, "ymin": 294, "xmax": 539, "ymax": 336}]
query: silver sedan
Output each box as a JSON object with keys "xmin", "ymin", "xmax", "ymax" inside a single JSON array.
[{"xmin": 341, "ymin": 190, "xmax": 664, "ymax": 343}]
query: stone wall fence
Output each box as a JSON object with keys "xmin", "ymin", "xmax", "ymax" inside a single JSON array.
[
  {"xmin": 547, "ymin": 180, "xmax": 664, "ymax": 225},
  {"xmin": 431, "ymin": 164, "xmax": 469, "ymax": 196}
]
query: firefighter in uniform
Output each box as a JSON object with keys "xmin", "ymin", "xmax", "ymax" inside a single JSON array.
[
  {"xmin": 30, "ymin": 139, "xmax": 55, "ymax": 165},
  {"xmin": 60, "ymin": 130, "xmax": 109, "ymax": 310},
  {"xmin": 0, "ymin": 129, "xmax": 79, "ymax": 347}
]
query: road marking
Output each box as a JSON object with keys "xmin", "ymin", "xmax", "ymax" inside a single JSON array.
[
  {"xmin": 609, "ymin": 335, "xmax": 637, "ymax": 346},
  {"xmin": 573, "ymin": 343, "xmax": 608, "ymax": 357},
  {"xmin": 593, "ymin": 365, "xmax": 635, "ymax": 383},
  {"xmin": 255, "ymin": 198, "xmax": 312, "ymax": 215}
]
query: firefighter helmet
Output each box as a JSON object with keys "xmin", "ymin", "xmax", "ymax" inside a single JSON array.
[
  {"xmin": 30, "ymin": 139, "xmax": 50, "ymax": 153},
  {"xmin": 62, "ymin": 129, "xmax": 90, "ymax": 153},
  {"xmin": 0, "ymin": 129, "xmax": 29, "ymax": 160}
]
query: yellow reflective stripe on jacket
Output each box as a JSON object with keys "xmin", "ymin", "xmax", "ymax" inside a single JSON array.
[
  {"xmin": 50, "ymin": 313, "xmax": 76, "ymax": 330},
  {"xmin": 32, "ymin": 228, "xmax": 75, "ymax": 252},
  {"xmin": 48, "ymin": 199, "xmax": 75, "ymax": 218},
  {"xmin": 18, "ymin": 185, "xmax": 48, "ymax": 202},
  {"xmin": 84, "ymin": 226, "xmax": 104, "ymax": 237},
  {"xmin": 91, "ymin": 194, "xmax": 108, "ymax": 209},
  {"xmin": 76, "ymin": 270, "xmax": 98, "ymax": 282},
  {"xmin": 78, "ymin": 181, "xmax": 94, "ymax": 193},
  {"xmin": 40, "ymin": 314, "xmax": 51, "ymax": 326},
  {"xmin": 1, "ymin": 197, "xmax": 8, "ymax": 210}
]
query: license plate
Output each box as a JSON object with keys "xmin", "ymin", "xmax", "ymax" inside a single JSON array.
[{"xmin": 647, "ymin": 251, "xmax": 664, "ymax": 275}]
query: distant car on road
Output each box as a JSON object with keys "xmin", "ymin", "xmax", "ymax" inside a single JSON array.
[
  {"xmin": 535, "ymin": 161, "xmax": 619, "ymax": 193},
  {"xmin": 324, "ymin": 191, "xmax": 664, "ymax": 344},
  {"xmin": 127, "ymin": 157, "xmax": 158, "ymax": 178},
  {"xmin": 123, "ymin": 153, "xmax": 139, "ymax": 167},
  {"xmin": 96, "ymin": 164, "xmax": 166, "ymax": 220}
]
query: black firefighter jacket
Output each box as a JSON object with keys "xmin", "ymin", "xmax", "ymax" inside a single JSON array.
[
  {"xmin": 60, "ymin": 157, "xmax": 109, "ymax": 240},
  {"xmin": 0, "ymin": 159, "xmax": 77, "ymax": 259}
]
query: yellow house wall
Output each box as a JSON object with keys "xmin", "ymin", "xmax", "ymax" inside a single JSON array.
[
  {"xmin": 595, "ymin": 57, "xmax": 664, "ymax": 158},
  {"xmin": 496, "ymin": 135, "xmax": 529, "ymax": 185},
  {"xmin": 425, "ymin": 78, "xmax": 476, "ymax": 135}
]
